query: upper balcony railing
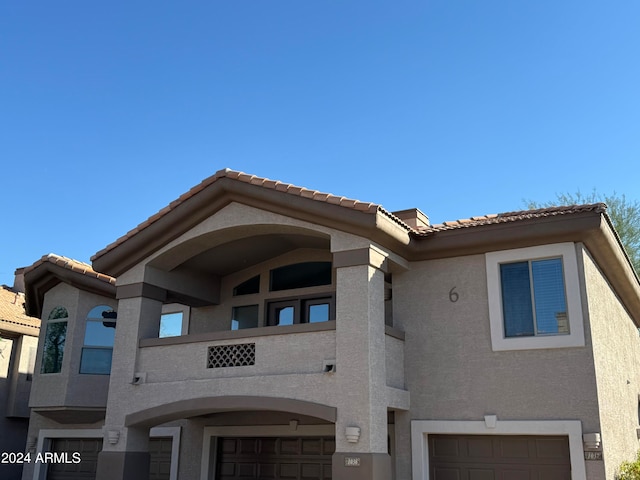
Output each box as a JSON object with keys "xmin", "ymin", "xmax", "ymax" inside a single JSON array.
[{"xmin": 138, "ymin": 321, "xmax": 337, "ymax": 383}]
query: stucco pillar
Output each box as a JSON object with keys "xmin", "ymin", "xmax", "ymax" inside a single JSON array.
[
  {"xmin": 96, "ymin": 292, "xmax": 163, "ymax": 480},
  {"xmin": 95, "ymin": 426, "xmax": 150, "ymax": 480},
  {"xmin": 333, "ymin": 261, "xmax": 391, "ymax": 480}
]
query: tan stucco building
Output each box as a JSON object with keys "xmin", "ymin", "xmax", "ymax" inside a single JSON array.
[
  {"xmin": 0, "ymin": 275, "xmax": 40, "ymax": 480},
  {"xmin": 19, "ymin": 169, "xmax": 640, "ymax": 479}
]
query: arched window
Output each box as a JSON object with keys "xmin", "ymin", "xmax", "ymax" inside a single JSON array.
[
  {"xmin": 80, "ymin": 305, "xmax": 116, "ymax": 375},
  {"xmin": 41, "ymin": 306, "xmax": 68, "ymax": 374}
]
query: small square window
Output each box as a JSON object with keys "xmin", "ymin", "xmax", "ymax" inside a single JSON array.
[
  {"xmin": 160, "ymin": 312, "xmax": 183, "ymax": 338},
  {"xmin": 159, "ymin": 303, "xmax": 190, "ymax": 338},
  {"xmin": 267, "ymin": 301, "xmax": 298, "ymax": 326},
  {"xmin": 308, "ymin": 303, "xmax": 330, "ymax": 323},
  {"xmin": 486, "ymin": 243, "xmax": 585, "ymax": 351},
  {"xmin": 232, "ymin": 305, "xmax": 259, "ymax": 330}
]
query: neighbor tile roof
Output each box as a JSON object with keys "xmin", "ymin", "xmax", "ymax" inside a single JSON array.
[
  {"xmin": 0, "ymin": 286, "xmax": 40, "ymax": 331},
  {"xmin": 92, "ymin": 168, "xmax": 409, "ymax": 261},
  {"xmin": 414, "ymin": 203, "xmax": 608, "ymax": 235},
  {"xmin": 24, "ymin": 254, "xmax": 116, "ymax": 285}
]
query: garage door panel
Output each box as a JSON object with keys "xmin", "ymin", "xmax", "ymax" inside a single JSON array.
[
  {"xmin": 499, "ymin": 439, "xmax": 530, "ymax": 459},
  {"xmin": 433, "ymin": 437, "xmax": 461, "ymax": 457},
  {"xmin": 216, "ymin": 436, "xmax": 334, "ymax": 480},
  {"xmin": 430, "ymin": 435, "xmax": 570, "ymax": 480},
  {"xmin": 47, "ymin": 437, "xmax": 172, "ymax": 480},
  {"xmin": 240, "ymin": 438, "xmax": 259, "ymax": 454},
  {"xmin": 535, "ymin": 438, "xmax": 570, "ymax": 459},
  {"xmin": 432, "ymin": 467, "xmax": 461, "ymax": 480},
  {"xmin": 261, "ymin": 438, "xmax": 278, "ymax": 454},
  {"xmin": 498, "ymin": 468, "xmax": 531, "ymax": 480},
  {"xmin": 281, "ymin": 438, "xmax": 300, "ymax": 454},
  {"xmin": 279, "ymin": 463, "xmax": 298, "ymax": 478},
  {"xmin": 469, "ymin": 468, "xmax": 495, "ymax": 480},
  {"xmin": 468, "ymin": 438, "xmax": 494, "ymax": 458}
]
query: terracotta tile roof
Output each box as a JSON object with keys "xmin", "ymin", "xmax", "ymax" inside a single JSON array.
[
  {"xmin": 87, "ymin": 169, "xmax": 609, "ymax": 265},
  {"xmin": 92, "ymin": 168, "xmax": 409, "ymax": 261},
  {"xmin": 24, "ymin": 254, "xmax": 116, "ymax": 285},
  {"xmin": 414, "ymin": 203, "xmax": 607, "ymax": 235},
  {"xmin": 0, "ymin": 285, "xmax": 40, "ymax": 331}
]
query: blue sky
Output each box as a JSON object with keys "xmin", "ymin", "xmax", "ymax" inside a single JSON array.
[{"xmin": 2, "ymin": 1, "xmax": 639, "ymax": 287}]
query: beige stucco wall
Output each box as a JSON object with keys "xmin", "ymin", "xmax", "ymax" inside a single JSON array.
[
  {"xmin": 30, "ymin": 282, "xmax": 79, "ymax": 408},
  {"xmin": 394, "ymin": 251, "xmax": 602, "ymax": 478},
  {"xmin": 100, "ymin": 202, "xmax": 397, "ymax": 428},
  {"xmin": 396, "ymin": 252, "xmax": 600, "ymax": 423},
  {"xmin": 0, "ymin": 335, "xmax": 33, "ymax": 480},
  {"xmin": 138, "ymin": 329, "xmax": 336, "ymax": 381},
  {"xmin": 5, "ymin": 335, "xmax": 38, "ymax": 417},
  {"xmin": 30, "ymin": 283, "xmax": 117, "ymax": 409},
  {"xmin": 385, "ymin": 334, "xmax": 405, "ymax": 390},
  {"xmin": 582, "ymin": 244, "xmax": 640, "ymax": 479}
]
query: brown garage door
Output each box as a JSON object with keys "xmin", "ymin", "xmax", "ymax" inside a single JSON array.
[
  {"xmin": 47, "ymin": 438, "xmax": 101, "ymax": 480},
  {"xmin": 47, "ymin": 437, "xmax": 172, "ymax": 480},
  {"xmin": 429, "ymin": 435, "xmax": 571, "ymax": 480},
  {"xmin": 216, "ymin": 436, "xmax": 335, "ymax": 480}
]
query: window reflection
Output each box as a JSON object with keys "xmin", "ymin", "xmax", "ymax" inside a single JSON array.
[
  {"xmin": 80, "ymin": 305, "xmax": 116, "ymax": 375},
  {"xmin": 160, "ymin": 312, "xmax": 183, "ymax": 338}
]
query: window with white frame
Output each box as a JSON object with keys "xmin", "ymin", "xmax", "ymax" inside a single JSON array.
[{"xmin": 486, "ymin": 243, "xmax": 585, "ymax": 351}]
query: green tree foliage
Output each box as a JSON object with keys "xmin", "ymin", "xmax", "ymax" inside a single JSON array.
[
  {"xmin": 527, "ymin": 191, "xmax": 640, "ymax": 275},
  {"xmin": 618, "ymin": 451, "xmax": 640, "ymax": 480}
]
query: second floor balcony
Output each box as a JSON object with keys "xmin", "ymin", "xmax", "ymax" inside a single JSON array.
[{"xmin": 138, "ymin": 321, "xmax": 337, "ymax": 382}]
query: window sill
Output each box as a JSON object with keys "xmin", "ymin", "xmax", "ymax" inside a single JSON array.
[{"xmin": 140, "ymin": 320, "xmax": 336, "ymax": 348}]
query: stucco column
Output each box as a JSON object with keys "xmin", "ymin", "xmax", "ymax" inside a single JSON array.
[
  {"xmin": 333, "ymin": 261, "xmax": 391, "ymax": 480},
  {"xmin": 96, "ymin": 291, "xmax": 163, "ymax": 480}
]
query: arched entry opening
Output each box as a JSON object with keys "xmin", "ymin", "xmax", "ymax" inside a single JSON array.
[{"xmin": 125, "ymin": 396, "xmax": 337, "ymax": 480}]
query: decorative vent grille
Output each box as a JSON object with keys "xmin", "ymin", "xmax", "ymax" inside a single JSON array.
[{"xmin": 207, "ymin": 343, "xmax": 255, "ymax": 368}]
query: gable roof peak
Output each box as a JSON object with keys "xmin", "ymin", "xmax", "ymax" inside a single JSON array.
[{"xmin": 91, "ymin": 168, "xmax": 410, "ymax": 267}]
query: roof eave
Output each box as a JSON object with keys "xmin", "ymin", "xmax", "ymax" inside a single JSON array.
[
  {"xmin": 582, "ymin": 215, "xmax": 640, "ymax": 326},
  {"xmin": 92, "ymin": 177, "xmax": 410, "ymax": 278},
  {"xmin": 0, "ymin": 319, "xmax": 39, "ymax": 337},
  {"xmin": 409, "ymin": 210, "xmax": 640, "ymax": 326},
  {"xmin": 24, "ymin": 262, "xmax": 116, "ymax": 318},
  {"xmin": 408, "ymin": 211, "xmax": 603, "ymax": 259}
]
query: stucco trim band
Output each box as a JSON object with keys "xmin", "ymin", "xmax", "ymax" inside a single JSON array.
[
  {"xmin": 116, "ymin": 282, "xmax": 167, "ymax": 302},
  {"xmin": 139, "ymin": 320, "xmax": 336, "ymax": 347}
]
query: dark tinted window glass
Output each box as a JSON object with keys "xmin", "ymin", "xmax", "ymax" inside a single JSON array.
[
  {"xmin": 270, "ymin": 262, "xmax": 331, "ymax": 291},
  {"xmin": 531, "ymin": 258, "xmax": 568, "ymax": 334},
  {"xmin": 232, "ymin": 305, "xmax": 259, "ymax": 330},
  {"xmin": 233, "ymin": 275, "xmax": 260, "ymax": 296},
  {"xmin": 42, "ymin": 322, "xmax": 67, "ymax": 373},
  {"xmin": 80, "ymin": 348, "xmax": 113, "ymax": 375},
  {"xmin": 500, "ymin": 262, "xmax": 535, "ymax": 337}
]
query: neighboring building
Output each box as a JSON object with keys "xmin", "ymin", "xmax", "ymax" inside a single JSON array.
[
  {"xmin": 0, "ymin": 273, "xmax": 40, "ymax": 480},
  {"xmin": 19, "ymin": 169, "xmax": 640, "ymax": 480}
]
